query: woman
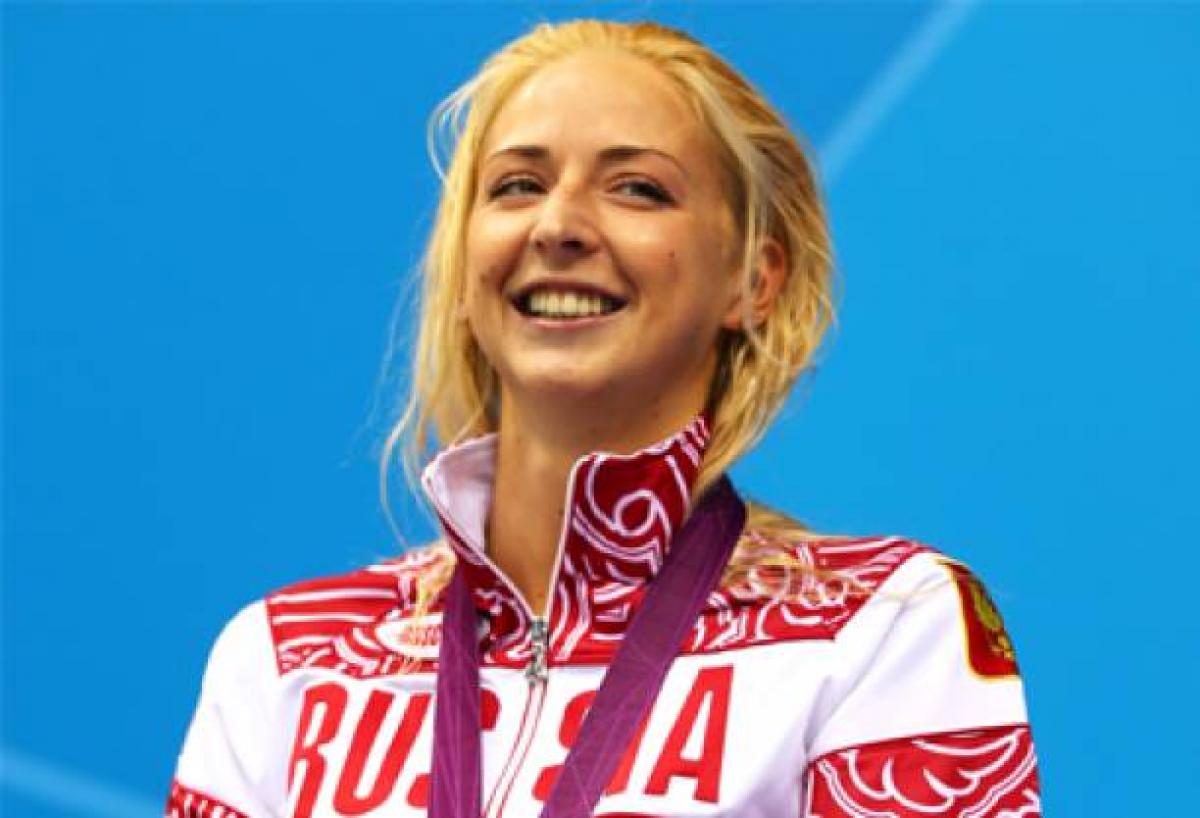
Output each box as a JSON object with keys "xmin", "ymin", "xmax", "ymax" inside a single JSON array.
[{"xmin": 167, "ymin": 20, "xmax": 1040, "ymax": 818}]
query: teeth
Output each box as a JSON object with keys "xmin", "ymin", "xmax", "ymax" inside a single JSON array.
[{"xmin": 525, "ymin": 289, "xmax": 620, "ymax": 318}]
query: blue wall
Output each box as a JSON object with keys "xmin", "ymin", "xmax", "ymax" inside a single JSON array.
[{"xmin": 4, "ymin": 2, "xmax": 1197, "ymax": 816}]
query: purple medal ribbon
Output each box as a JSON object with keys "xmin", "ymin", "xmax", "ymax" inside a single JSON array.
[{"xmin": 430, "ymin": 475, "xmax": 746, "ymax": 818}]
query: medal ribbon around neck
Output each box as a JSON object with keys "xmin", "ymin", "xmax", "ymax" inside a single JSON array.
[{"xmin": 430, "ymin": 475, "xmax": 746, "ymax": 818}]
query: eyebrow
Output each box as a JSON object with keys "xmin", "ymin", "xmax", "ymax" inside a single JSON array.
[{"xmin": 482, "ymin": 144, "xmax": 689, "ymax": 179}]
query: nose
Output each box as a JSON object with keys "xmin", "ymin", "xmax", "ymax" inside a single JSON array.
[{"xmin": 529, "ymin": 184, "xmax": 598, "ymax": 267}]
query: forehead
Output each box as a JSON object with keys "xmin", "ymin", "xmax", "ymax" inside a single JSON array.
[{"xmin": 481, "ymin": 49, "xmax": 710, "ymax": 159}]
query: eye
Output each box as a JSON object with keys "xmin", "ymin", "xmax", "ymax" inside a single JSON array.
[
  {"xmin": 488, "ymin": 175, "xmax": 544, "ymax": 199},
  {"xmin": 613, "ymin": 177, "xmax": 675, "ymax": 205}
]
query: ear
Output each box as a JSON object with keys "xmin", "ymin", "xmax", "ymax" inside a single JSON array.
[{"xmin": 721, "ymin": 237, "xmax": 787, "ymax": 330}]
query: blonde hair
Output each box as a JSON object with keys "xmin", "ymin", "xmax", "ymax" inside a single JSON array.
[{"xmin": 383, "ymin": 19, "xmax": 838, "ymax": 608}]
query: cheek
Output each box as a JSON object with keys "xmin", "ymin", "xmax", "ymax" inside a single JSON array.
[
  {"xmin": 609, "ymin": 220, "xmax": 689, "ymax": 287},
  {"xmin": 466, "ymin": 214, "xmax": 526, "ymax": 286},
  {"xmin": 463, "ymin": 261, "xmax": 503, "ymax": 301},
  {"xmin": 664, "ymin": 238, "xmax": 741, "ymax": 332},
  {"xmin": 658, "ymin": 236, "xmax": 727, "ymax": 294},
  {"xmin": 461, "ymin": 264, "xmax": 506, "ymax": 351}
]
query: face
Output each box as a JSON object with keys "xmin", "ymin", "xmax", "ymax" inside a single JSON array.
[{"xmin": 462, "ymin": 49, "xmax": 745, "ymax": 431}]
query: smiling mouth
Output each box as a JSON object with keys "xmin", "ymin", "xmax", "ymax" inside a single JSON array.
[{"xmin": 513, "ymin": 289, "xmax": 627, "ymax": 320}]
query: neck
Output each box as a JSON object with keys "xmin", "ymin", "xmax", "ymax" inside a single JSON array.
[{"xmin": 485, "ymin": 389, "xmax": 707, "ymax": 617}]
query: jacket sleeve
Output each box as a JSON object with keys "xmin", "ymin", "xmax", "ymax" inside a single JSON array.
[
  {"xmin": 166, "ymin": 601, "xmax": 280, "ymax": 818},
  {"xmin": 802, "ymin": 552, "xmax": 1041, "ymax": 817}
]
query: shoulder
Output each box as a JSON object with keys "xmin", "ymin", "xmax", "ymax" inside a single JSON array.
[
  {"xmin": 715, "ymin": 525, "xmax": 1020, "ymax": 652},
  {"xmin": 176, "ymin": 544, "xmax": 453, "ymax": 782},
  {"xmin": 804, "ymin": 535, "xmax": 1018, "ymax": 669},
  {"xmin": 261, "ymin": 542, "xmax": 453, "ymax": 678},
  {"xmin": 800, "ymin": 539, "xmax": 1031, "ymax": 758},
  {"xmin": 716, "ymin": 530, "xmax": 943, "ymax": 637},
  {"xmin": 198, "ymin": 599, "xmax": 275, "ymax": 693}
]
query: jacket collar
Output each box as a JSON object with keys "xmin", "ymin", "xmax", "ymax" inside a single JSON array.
[{"xmin": 420, "ymin": 415, "xmax": 711, "ymax": 659}]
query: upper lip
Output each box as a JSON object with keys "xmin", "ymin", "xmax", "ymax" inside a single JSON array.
[{"xmin": 508, "ymin": 280, "xmax": 628, "ymax": 306}]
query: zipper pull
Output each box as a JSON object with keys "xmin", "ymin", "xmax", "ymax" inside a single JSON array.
[{"xmin": 524, "ymin": 616, "xmax": 549, "ymax": 685}]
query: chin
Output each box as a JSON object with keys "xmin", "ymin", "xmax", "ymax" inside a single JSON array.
[
  {"xmin": 495, "ymin": 356, "xmax": 619, "ymax": 402},
  {"xmin": 517, "ymin": 371, "xmax": 616, "ymax": 403}
]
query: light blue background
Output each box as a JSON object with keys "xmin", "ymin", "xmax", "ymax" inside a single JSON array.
[{"xmin": 3, "ymin": 2, "xmax": 1198, "ymax": 817}]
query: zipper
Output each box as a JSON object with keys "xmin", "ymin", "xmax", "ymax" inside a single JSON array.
[
  {"xmin": 426, "ymin": 455, "xmax": 587, "ymax": 817},
  {"xmin": 486, "ymin": 663, "xmax": 549, "ymax": 818},
  {"xmin": 524, "ymin": 616, "xmax": 550, "ymax": 685},
  {"xmin": 484, "ymin": 615, "xmax": 551, "ymax": 818}
]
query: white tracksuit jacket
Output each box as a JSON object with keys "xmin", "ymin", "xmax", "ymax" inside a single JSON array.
[{"xmin": 167, "ymin": 416, "xmax": 1041, "ymax": 817}]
